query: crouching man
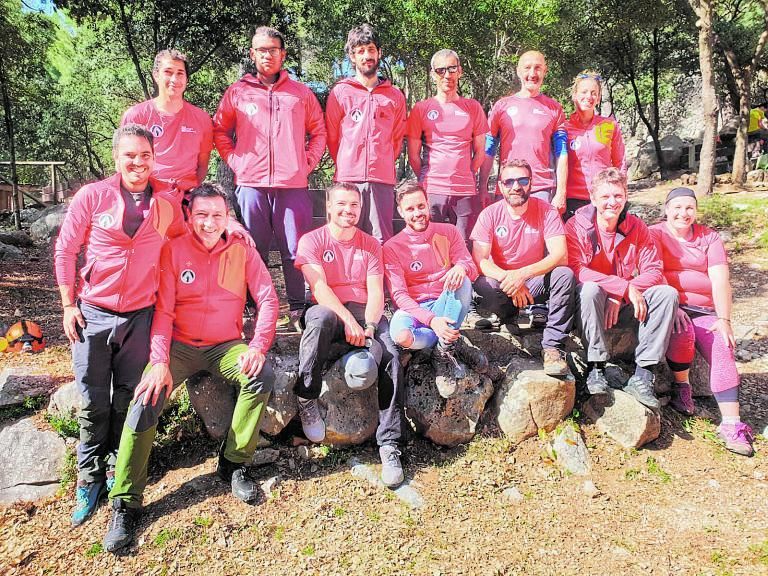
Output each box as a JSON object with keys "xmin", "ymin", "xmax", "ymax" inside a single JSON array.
[
  {"xmin": 383, "ymin": 182, "xmax": 487, "ymax": 379},
  {"xmin": 103, "ymin": 183, "xmax": 279, "ymax": 552},
  {"xmin": 565, "ymin": 167, "xmax": 677, "ymax": 407},
  {"xmin": 294, "ymin": 183, "xmax": 405, "ymax": 488}
]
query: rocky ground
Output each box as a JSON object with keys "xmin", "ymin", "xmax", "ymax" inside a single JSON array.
[{"xmin": 1, "ymin": 183, "xmax": 767, "ymax": 575}]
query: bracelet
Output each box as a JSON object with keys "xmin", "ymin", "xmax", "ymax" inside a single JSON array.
[
  {"xmin": 365, "ymin": 322, "xmax": 378, "ymax": 334},
  {"xmin": 717, "ymin": 317, "xmax": 731, "ymax": 323}
]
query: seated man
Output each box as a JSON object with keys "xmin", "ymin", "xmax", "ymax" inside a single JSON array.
[
  {"xmin": 471, "ymin": 159, "xmax": 575, "ymax": 377},
  {"xmin": 565, "ymin": 167, "xmax": 677, "ymax": 408},
  {"xmin": 103, "ymin": 183, "xmax": 279, "ymax": 552},
  {"xmin": 294, "ymin": 183, "xmax": 404, "ymax": 488},
  {"xmin": 383, "ymin": 182, "xmax": 486, "ymax": 377}
]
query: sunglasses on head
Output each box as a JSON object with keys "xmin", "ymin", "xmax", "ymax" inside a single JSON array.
[
  {"xmin": 501, "ymin": 177, "xmax": 531, "ymax": 188},
  {"xmin": 433, "ymin": 65, "xmax": 459, "ymax": 76},
  {"xmin": 578, "ymin": 73, "xmax": 602, "ymax": 81}
]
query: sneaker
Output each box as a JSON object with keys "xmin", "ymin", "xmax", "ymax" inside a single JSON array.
[
  {"xmin": 105, "ymin": 471, "xmax": 115, "ymax": 494},
  {"xmin": 586, "ymin": 367, "xmax": 610, "ymax": 395},
  {"xmin": 433, "ymin": 344, "xmax": 467, "ymax": 381},
  {"xmin": 717, "ymin": 422, "xmax": 755, "ymax": 457},
  {"xmin": 71, "ymin": 480, "xmax": 105, "ymax": 527},
  {"xmin": 542, "ymin": 348, "xmax": 568, "ymax": 377},
  {"xmin": 289, "ymin": 309, "xmax": 304, "ymax": 334},
  {"xmin": 670, "ymin": 382, "xmax": 695, "ymax": 416},
  {"xmin": 103, "ymin": 499, "xmax": 140, "ymax": 553},
  {"xmin": 217, "ymin": 455, "xmax": 260, "ymax": 503},
  {"xmin": 297, "ymin": 397, "xmax": 325, "ymax": 443},
  {"xmin": 464, "ymin": 309, "xmax": 494, "ymax": 331},
  {"xmin": 453, "ymin": 338, "xmax": 489, "ymax": 374},
  {"xmin": 379, "ymin": 445, "xmax": 404, "ymax": 488},
  {"xmin": 624, "ymin": 375, "xmax": 660, "ymax": 410}
]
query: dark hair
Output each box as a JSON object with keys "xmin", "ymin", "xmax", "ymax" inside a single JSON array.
[
  {"xmin": 112, "ymin": 124, "xmax": 154, "ymax": 157},
  {"xmin": 591, "ymin": 167, "xmax": 626, "ymax": 192},
  {"xmin": 187, "ymin": 182, "xmax": 231, "ymax": 211},
  {"xmin": 499, "ymin": 158, "xmax": 533, "ymax": 178},
  {"xmin": 253, "ymin": 26, "xmax": 285, "ymax": 49},
  {"xmin": 326, "ymin": 182, "xmax": 361, "ymax": 203},
  {"xmin": 345, "ymin": 23, "xmax": 380, "ymax": 55},
  {"xmin": 396, "ymin": 180, "xmax": 427, "ymax": 205},
  {"xmin": 151, "ymin": 50, "xmax": 190, "ymax": 97}
]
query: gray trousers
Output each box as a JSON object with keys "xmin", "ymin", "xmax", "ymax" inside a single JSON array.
[
  {"xmin": 352, "ymin": 181, "xmax": 395, "ymax": 244},
  {"xmin": 576, "ymin": 282, "xmax": 678, "ymax": 366}
]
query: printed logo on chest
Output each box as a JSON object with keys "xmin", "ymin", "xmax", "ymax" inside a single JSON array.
[
  {"xmin": 322, "ymin": 250, "xmax": 335, "ymax": 263},
  {"xmin": 410, "ymin": 260, "xmax": 423, "ymax": 272},
  {"xmin": 350, "ymin": 108, "xmax": 363, "ymax": 123},
  {"xmin": 426, "ymin": 110, "xmax": 439, "ymax": 121},
  {"xmin": 245, "ymin": 103, "xmax": 259, "ymax": 116},
  {"xmin": 180, "ymin": 269, "xmax": 196, "ymax": 284},
  {"xmin": 97, "ymin": 213, "xmax": 115, "ymax": 229},
  {"xmin": 495, "ymin": 225, "xmax": 509, "ymax": 238},
  {"xmin": 149, "ymin": 124, "xmax": 164, "ymax": 138}
]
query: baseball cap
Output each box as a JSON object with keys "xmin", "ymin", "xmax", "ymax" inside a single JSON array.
[{"xmin": 341, "ymin": 338, "xmax": 383, "ymax": 390}]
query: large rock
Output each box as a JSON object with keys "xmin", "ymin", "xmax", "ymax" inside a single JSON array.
[
  {"xmin": 659, "ymin": 134, "xmax": 685, "ymax": 169},
  {"xmin": 462, "ymin": 329, "xmax": 522, "ymax": 365},
  {"xmin": 629, "ymin": 143, "xmax": 658, "ymax": 180},
  {"xmin": 29, "ymin": 203, "xmax": 68, "ymax": 243},
  {"xmin": 318, "ymin": 362, "xmax": 378, "ymax": 446},
  {"xmin": 0, "ymin": 368, "xmax": 58, "ymax": 407},
  {"xmin": 546, "ymin": 422, "xmax": 591, "ymax": 476},
  {"xmin": 583, "ymin": 389, "xmax": 661, "ymax": 448},
  {"xmin": 261, "ymin": 349, "xmax": 300, "ymax": 436},
  {"xmin": 185, "ymin": 373, "xmax": 235, "ymax": 441},
  {"xmin": 0, "ymin": 242, "xmax": 23, "ymax": 260},
  {"xmin": 0, "ymin": 417, "xmax": 67, "ymax": 503},
  {"xmin": 493, "ymin": 357, "xmax": 575, "ymax": 444},
  {"xmin": 47, "ymin": 381, "xmax": 82, "ymax": 417},
  {"xmin": 404, "ymin": 350, "xmax": 495, "ymax": 447},
  {"xmin": 0, "ymin": 231, "xmax": 33, "ymax": 247}
]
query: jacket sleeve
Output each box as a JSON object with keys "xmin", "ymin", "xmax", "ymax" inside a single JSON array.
[
  {"xmin": 149, "ymin": 243, "xmax": 177, "ymax": 365},
  {"xmin": 304, "ymin": 90, "xmax": 327, "ymax": 172},
  {"xmin": 612, "ymin": 121, "xmax": 627, "ymax": 175},
  {"xmin": 246, "ymin": 247, "xmax": 279, "ymax": 353},
  {"xmin": 383, "ymin": 244, "xmax": 435, "ymax": 327},
  {"xmin": 392, "ymin": 90, "xmax": 407, "ymax": 162},
  {"xmin": 54, "ymin": 185, "xmax": 94, "ymax": 292},
  {"xmin": 325, "ymin": 88, "xmax": 343, "ymax": 161},
  {"xmin": 629, "ymin": 223, "xmax": 665, "ymax": 292},
  {"xmin": 212, "ymin": 86, "xmax": 236, "ymax": 163},
  {"xmin": 565, "ymin": 221, "xmax": 629, "ymax": 300},
  {"xmin": 449, "ymin": 226, "xmax": 479, "ymax": 281}
]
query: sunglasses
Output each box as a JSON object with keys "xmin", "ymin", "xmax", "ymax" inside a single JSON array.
[
  {"xmin": 433, "ymin": 65, "xmax": 460, "ymax": 76},
  {"xmin": 501, "ymin": 177, "xmax": 531, "ymax": 188},
  {"xmin": 577, "ymin": 73, "xmax": 602, "ymax": 81}
]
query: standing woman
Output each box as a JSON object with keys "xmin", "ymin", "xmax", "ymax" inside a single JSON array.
[
  {"xmin": 650, "ymin": 187, "xmax": 754, "ymax": 456},
  {"xmin": 564, "ymin": 71, "xmax": 626, "ymax": 220}
]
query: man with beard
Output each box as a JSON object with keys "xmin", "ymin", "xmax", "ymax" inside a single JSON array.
[
  {"xmin": 293, "ymin": 183, "xmax": 405, "ymax": 487},
  {"xmin": 471, "ymin": 159, "xmax": 575, "ymax": 377},
  {"xmin": 406, "ymin": 50, "xmax": 488, "ymax": 245},
  {"xmin": 383, "ymin": 182, "xmax": 487, "ymax": 384},
  {"xmin": 325, "ymin": 23, "xmax": 407, "ymax": 243},
  {"xmin": 566, "ymin": 167, "xmax": 677, "ymax": 407}
]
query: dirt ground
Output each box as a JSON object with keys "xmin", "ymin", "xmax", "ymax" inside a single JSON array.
[{"xmin": 1, "ymin": 183, "xmax": 767, "ymax": 576}]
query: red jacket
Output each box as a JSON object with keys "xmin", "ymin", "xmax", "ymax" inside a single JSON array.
[
  {"xmin": 149, "ymin": 231, "xmax": 279, "ymax": 364},
  {"xmin": 325, "ymin": 77, "xmax": 406, "ymax": 184},
  {"xmin": 54, "ymin": 174, "xmax": 185, "ymax": 313},
  {"xmin": 212, "ymin": 71, "xmax": 327, "ymax": 188},
  {"xmin": 565, "ymin": 204, "xmax": 664, "ymax": 300}
]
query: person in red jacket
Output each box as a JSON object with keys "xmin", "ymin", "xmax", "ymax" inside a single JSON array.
[
  {"xmin": 121, "ymin": 49, "xmax": 213, "ymax": 193},
  {"xmin": 102, "ymin": 183, "xmax": 279, "ymax": 552},
  {"xmin": 325, "ymin": 23, "xmax": 407, "ymax": 243},
  {"xmin": 565, "ymin": 167, "xmax": 678, "ymax": 408},
  {"xmin": 55, "ymin": 124, "xmax": 186, "ymax": 527},
  {"xmin": 213, "ymin": 26, "xmax": 327, "ymax": 328}
]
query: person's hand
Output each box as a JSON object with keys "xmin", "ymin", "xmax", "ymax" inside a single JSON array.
[
  {"xmin": 500, "ymin": 269, "xmax": 527, "ymax": 296},
  {"xmin": 230, "ymin": 226, "xmax": 256, "ymax": 248},
  {"xmin": 430, "ymin": 316, "xmax": 460, "ymax": 344},
  {"xmin": 511, "ymin": 285, "xmax": 534, "ymax": 308},
  {"xmin": 134, "ymin": 363, "xmax": 173, "ymax": 407},
  {"xmin": 708, "ymin": 318, "xmax": 736, "ymax": 349},
  {"xmin": 238, "ymin": 348, "xmax": 266, "ymax": 377},
  {"xmin": 63, "ymin": 305, "xmax": 86, "ymax": 344},
  {"xmin": 364, "ymin": 324, "xmax": 376, "ymax": 340},
  {"xmin": 442, "ymin": 265, "xmax": 466, "ymax": 291},
  {"xmin": 673, "ymin": 308, "xmax": 693, "ymax": 334},
  {"xmin": 627, "ymin": 285, "xmax": 647, "ymax": 323},
  {"xmin": 604, "ymin": 298, "xmax": 621, "ymax": 329},
  {"xmin": 344, "ymin": 319, "xmax": 366, "ymax": 347},
  {"xmin": 552, "ymin": 192, "xmax": 567, "ymax": 214}
]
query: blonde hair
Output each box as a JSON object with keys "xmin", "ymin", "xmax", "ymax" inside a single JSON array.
[{"xmin": 571, "ymin": 69, "xmax": 603, "ymax": 98}]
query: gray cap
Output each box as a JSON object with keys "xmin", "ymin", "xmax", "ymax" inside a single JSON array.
[{"xmin": 341, "ymin": 338, "xmax": 383, "ymax": 390}]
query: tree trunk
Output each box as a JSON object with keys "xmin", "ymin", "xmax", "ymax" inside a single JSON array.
[
  {"xmin": 691, "ymin": 0, "xmax": 718, "ymax": 194},
  {"xmin": 116, "ymin": 0, "xmax": 150, "ymax": 99},
  {"xmin": 732, "ymin": 85, "xmax": 751, "ymax": 184},
  {"xmin": 0, "ymin": 57, "xmax": 21, "ymax": 230}
]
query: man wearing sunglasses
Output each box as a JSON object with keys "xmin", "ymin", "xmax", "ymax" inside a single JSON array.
[
  {"xmin": 406, "ymin": 49, "xmax": 489, "ymax": 246},
  {"xmin": 471, "ymin": 159, "xmax": 576, "ymax": 377}
]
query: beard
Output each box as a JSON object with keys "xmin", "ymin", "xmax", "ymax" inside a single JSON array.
[{"xmin": 504, "ymin": 190, "xmax": 530, "ymax": 207}]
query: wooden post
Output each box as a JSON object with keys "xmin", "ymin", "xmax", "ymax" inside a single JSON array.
[{"xmin": 50, "ymin": 163, "xmax": 57, "ymax": 204}]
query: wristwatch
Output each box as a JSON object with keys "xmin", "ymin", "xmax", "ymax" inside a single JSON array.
[{"xmin": 365, "ymin": 322, "xmax": 378, "ymax": 334}]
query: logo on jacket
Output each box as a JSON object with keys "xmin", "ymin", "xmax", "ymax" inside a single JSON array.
[
  {"xmin": 495, "ymin": 225, "xmax": 509, "ymax": 238},
  {"xmin": 427, "ymin": 110, "xmax": 439, "ymax": 121},
  {"xmin": 97, "ymin": 213, "xmax": 115, "ymax": 228},
  {"xmin": 322, "ymin": 250, "xmax": 335, "ymax": 263},
  {"xmin": 570, "ymin": 138, "xmax": 582, "ymax": 151},
  {"xmin": 245, "ymin": 103, "xmax": 258, "ymax": 116},
  {"xmin": 180, "ymin": 269, "xmax": 196, "ymax": 284},
  {"xmin": 149, "ymin": 124, "xmax": 164, "ymax": 138},
  {"xmin": 350, "ymin": 108, "xmax": 363, "ymax": 123},
  {"xmin": 506, "ymin": 106, "xmax": 518, "ymax": 117},
  {"xmin": 181, "ymin": 126, "xmax": 196, "ymax": 133},
  {"xmin": 532, "ymin": 108, "xmax": 547, "ymax": 116},
  {"xmin": 410, "ymin": 260, "xmax": 423, "ymax": 272}
]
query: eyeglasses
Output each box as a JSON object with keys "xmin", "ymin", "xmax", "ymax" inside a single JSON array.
[
  {"xmin": 253, "ymin": 47, "xmax": 283, "ymax": 57},
  {"xmin": 501, "ymin": 177, "xmax": 531, "ymax": 188},
  {"xmin": 577, "ymin": 72, "xmax": 602, "ymax": 81},
  {"xmin": 433, "ymin": 65, "xmax": 459, "ymax": 76}
]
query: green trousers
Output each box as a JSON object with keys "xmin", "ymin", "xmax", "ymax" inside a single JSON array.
[{"xmin": 109, "ymin": 339, "xmax": 273, "ymax": 507}]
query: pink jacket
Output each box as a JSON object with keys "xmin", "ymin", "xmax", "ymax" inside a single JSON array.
[
  {"xmin": 383, "ymin": 222, "xmax": 478, "ymax": 326},
  {"xmin": 325, "ymin": 77, "xmax": 406, "ymax": 184},
  {"xmin": 55, "ymin": 174, "xmax": 185, "ymax": 313},
  {"xmin": 213, "ymin": 71, "xmax": 327, "ymax": 188},
  {"xmin": 149, "ymin": 232, "xmax": 279, "ymax": 364},
  {"xmin": 565, "ymin": 114, "xmax": 626, "ymax": 201},
  {"xmin": 565, "ymin": 204, "xmax": 664, "ymax": 300}
]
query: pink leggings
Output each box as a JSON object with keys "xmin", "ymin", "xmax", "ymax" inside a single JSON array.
[{"xmin": 666, "ymin": 313, "xmax": 739, "ymax": 396}]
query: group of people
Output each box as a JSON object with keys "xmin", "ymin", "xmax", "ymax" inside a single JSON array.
[{"xmin": 52, "ymin": 22, "xmax": 753, "ymax": 555}]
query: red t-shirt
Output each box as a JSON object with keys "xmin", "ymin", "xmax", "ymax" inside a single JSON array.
[
  {"xmin": 470, "ymin": 197, "xmax": 565, "ymax": 270},
  {"xmin": 649, "ymin": 222, "xmax": 728, "ymax": 309},
  {"xmin": 407, "ymin": 97, "xmax": 489, "ymax": 196},
  {"xmin": 295, "ymin": 225, "xmax": 383, "ymax": 305}
]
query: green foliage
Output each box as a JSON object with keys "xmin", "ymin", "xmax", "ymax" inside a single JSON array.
[
  {"xmin": 698, "ymin": 194, "xmax": 736, "ymax": 229},
  {"xmin": 193, "ymin": 515, "xmax": 213, "ymax": 528},
  {"xmin": 46, "ymin": 412, "xmax": 80, "ymax": 438},
  {"xmin": 57, "ymin": 449, "xmax": 77, "ymax": 497},
  {"xmin": 645, "ymin": 456, "xmax": 671, "ymax": 483},
  {"xmin": 300, "ymin": 544, "xmax": 315, "ymax": 556},
  {"xmin": 84, "ymin": 542, "xmax": 103, "ymax": 558},
  {"xmin": 748, "ymin": 539, "xmax": 768, "ymax": 566},
  {"xmin": 153, "ymin": 527, "xmax": 183, "ymax": 547},
  {"xmin": 0, "ymin": 395, "xmax": 46, "ymax": 423}
]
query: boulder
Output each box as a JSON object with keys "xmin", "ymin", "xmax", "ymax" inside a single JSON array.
[
  {"xmin": 261, "ymin": 349, "xmax": 300, "ymax": 436},
  {"xmin": 462, "ymin": 329, "xmax": 522, "ymax": 365},
  {"xmin": 29, "ymin": 204, "xmax": 68, "ymax": 243},
  {"xmin": 493, "ymin": 357, "xmax": 575, "ymax": 444},
  {"xmin": 747, "ymin": 169, "xmax": 766, "ymax": 183},
  {"xmin": 629, "ymin": 143, "xmax": 658, "ymax": 180},
  {"xmin": 185, "ymin": 373, "xmax": 236, "ymax": 441},
  {"xmin": 47, "ymin": 381, "xmax": 82, "ymax": 417},
  {"xmin": 0, "ymin": 368, "xmax": 59, "ymax": 407},
  {"xmin": 546, "ymin": 422, "xmax": 591, "ymax": 476},
  {"xmin": 0, "ymin": 231, "xmax": 33, "ymax": 247},
  {"xmin": 0, "ymin": 417, "xmax": 67, "ymax": 503},
  {"xmin": 583, "ymin": 389, "xmax": 661, "ymax": 448},
  {"xmin": 659, "ymin": 134, "xmax": 685, "ymax": 169},
  {"xmin": 404, "ymin": 350, "xmax": 495, "ymax": 447},
  {"xmin": 318, "ymin": 362, "xmax": 378, "ymax": 446},
  {"xmin": 0, "ymin": 242, "xmax": 23, "ymax": 261}
]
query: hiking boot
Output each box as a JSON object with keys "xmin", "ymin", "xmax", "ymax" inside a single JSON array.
[
  {"xmin": 453, "ymin": 338, "xmax": 489, "ymax": 374},
  {"xmin": 624, "ymin": 375, "xmax": 660, "ymax": 410},
  {"xmin": 297, "ymin": 397, "xmax": 325, "ymax": 443},
  {"xmin": 379, "ymin": 445, "xmax": 404, "ymax": 488},
  {"xmin": 71, "ymin": 480, "xmax": 105, "ymax": 527},
  {"xmin": 717, "ymin": 422, "xmax": 755, "ymax": 457},
  {"xmin": 103, "ymin": 499, "xmax": 140, "ymax": 553},
  {"xmin": 289, "ymin": 309, "xmax": 304, "ymax": 334},
  {"xmin": 433, "ymin": 344, "xmax": 467, "ymax": 382},
  {"xmin": 464, "ymin": 309, "xmax": 495, "ymax": 331},
  {"xmin": 542, "ymin": 348, "xmax": 568, "ymax": 377},
  {"xmin": 586, "ymin": 367, "xmax": 610, "ymax": 395},
  {"xmin": 217, "ymin": 455, "xmax": 260, "ymax": 503},
  {"xmin": 670, "ymin": 382, "xmax": 695, "ymax": 416}
]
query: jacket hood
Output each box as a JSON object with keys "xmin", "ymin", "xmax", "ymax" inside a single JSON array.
[
  {"xmin": 334, "ymin": 76, "xmax": 393, "ymax": 90},
  {"xmin": 240, "ymin": 69, "xmax": 290, "ymax": 89}
]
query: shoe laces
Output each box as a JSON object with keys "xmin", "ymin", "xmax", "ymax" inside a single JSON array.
[
  {"xmin": 108, "ymin": 504, "xmax": 128, "ymax": 530},
  {"xmin": 382, "ymin": 446, "xmax": 402, "ymax": 466},
  {"xmin": 723, "ymin": 422, "xmax": 754, "ymax": 443},
  {"xmin": 298, "ymin": 399, "xmax": 322, "ymax": 426},
  {"xmin": 633, "ymin": 376, "xmax": 655, "ymax": 395}
]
